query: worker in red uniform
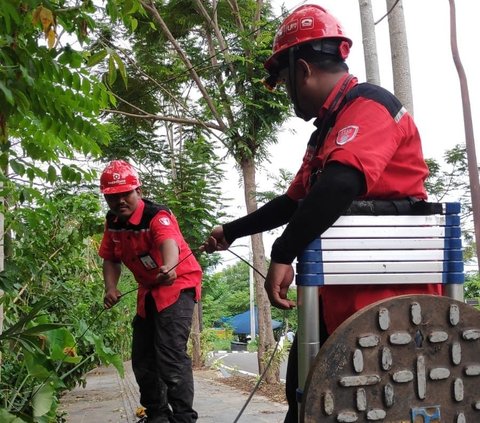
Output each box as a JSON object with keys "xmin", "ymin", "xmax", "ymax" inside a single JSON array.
[
  {"xmin": 202, "ymin": 4, "xmax": 442, "ymax": 422},
  {"xmin": 98, "ymin": 160, "xmax": 202, "ymax": 423}
]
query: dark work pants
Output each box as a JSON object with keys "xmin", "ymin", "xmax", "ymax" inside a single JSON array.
[
  {"xmin": 284, "ymin": 300, "xmax": 330, "ymax": 423},
  {"xmin": 132, "ymin": 290, "xmax": 197, "ymax": 423}
]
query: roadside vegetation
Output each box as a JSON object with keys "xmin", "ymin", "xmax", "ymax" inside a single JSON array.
[{"xmin": 1, "ymin": 0, "xmax": 478, "ymax": 422}]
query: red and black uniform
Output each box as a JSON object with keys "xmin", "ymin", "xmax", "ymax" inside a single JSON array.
[
  {"xmin": 99, "ymin": 198, "xmax": 201, "ymax": 316},
  {"xmin": 285, "ymin": 73, "xmax": 442, "ymax": 333},
  {"xmin": 222, "ymin": 74, "xmax": 442, "ymax": 422},
  {"xmin": 99, "ymin": 198, "xmax": 201, "ymax": 422},
  {"xmin": 224, "ymin": 74, "xmax": 441, "ymax": 332}
]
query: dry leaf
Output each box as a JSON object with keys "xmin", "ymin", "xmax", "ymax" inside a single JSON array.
[{"xmin": 135, "ymin": 406, "xmax": 146, "ymax": 417}]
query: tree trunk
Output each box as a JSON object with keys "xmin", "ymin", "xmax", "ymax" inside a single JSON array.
[
  {"xmin": 448, "ymin": 0, "xmax": 480, "ymax": 268},
  {"xmin": 242, "ymin": 158, "xmax": 279, "ymax": 383},
  {"xmin": 358, "ymin": 0, "xmax": 381, "ymax": 85},
  {"xmin": 191, "ymin": 302, "xmax": 202, "ymax": 369},
  {"xmin": 386, "ymin": 0, "xmax": 414, "ymax": 114}
]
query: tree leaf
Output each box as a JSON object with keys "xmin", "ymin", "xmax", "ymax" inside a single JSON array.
[
  {"xmin": 131, "ymin": 17, "xmax": 138, "ymax": 31},
  {"xmin": 22, "ymin": 323, "xmax": 66, "ymax": 335},
  {"xmin": 32, "ymin": 382, "xmax": 54, "ymax": 417},
  {"xmin": 87, "ymin": 50, "xmax": 108, "ymax": 67},
  {"xmin": 81, "ymin": 77, "xmax": 91, "ymax": 95},
  {"xmin": 47, "ymin": 28, "xmax": 56, "ymax": 49},
  {"xmin": 112, "ymin": 52, "xmax": 127, "ymax": 88},
  {"xmin": 0, "ymin": 408, "xmax": 26, "ymax": 422},
  {"xmin": 9, "ymin": 160, "xmax": 25, "ymax": 176},
  {"xmin": 0, "ymin": 81, "xmax": 14, "ymax": 104},
  {"xmin": 108, "ymin": 54, "xmax": 116, "ymax": 85}
]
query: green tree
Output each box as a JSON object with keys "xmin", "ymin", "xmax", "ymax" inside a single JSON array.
[
  {"xmin": 0, "ymin": 192, "xmax": 128, "ymax": 421},
  {"xmin": 99, "ymin": 0, "xmax": 292, "ymax": 383},
  {"xmin": 0, "ymin": 1, "xmax": 131, "ymax": 420},
  {"xmin": 0, "ymin": 0, "xmax": 111, "ymax": 184},
  {"xmin": 425, "ymin": 144, "xmax": 475, "ymax": 252},
  {"xmin": 202, "ymin": 261, "xmax": 250, "ymax": 328}
]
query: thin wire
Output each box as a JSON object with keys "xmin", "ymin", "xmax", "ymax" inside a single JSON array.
[
  {"xmin": 227, "ymin": 248, "xmax": 266, "ymax": 279},
  {"xmin": 113, "ymin": 1, "xmax": 308, "ymax": 106},
  {"xmin": 29, "ymin": 251, "xmax": 195, "ymax": 404},
  {"xmin": 30, "ymin": 247, "xmax": 282, "ymax": 420},
  {"xmin": 374, "ymin": 0, "xmax": 401, "ymax": 25},
  {"xmin": 232, "ymin": 321, "xmax": 282, "ymax": 423},
  {"xmin": 225, "ymin": 248, "xmax": 288, "ymax": 422}
]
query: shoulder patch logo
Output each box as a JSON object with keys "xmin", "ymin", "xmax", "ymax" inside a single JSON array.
[
  {"xmin": 159, "ymin": 217, "xmax": 171, "ymax": 226},
  {"xmin": 336, "ymin": 125, "xmax": 359, "ymax": 145}
]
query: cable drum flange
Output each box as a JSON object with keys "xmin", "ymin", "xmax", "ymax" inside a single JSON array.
[{"xmin": 300, "ymin": 294, "xmax": 480, "ymax": 422}]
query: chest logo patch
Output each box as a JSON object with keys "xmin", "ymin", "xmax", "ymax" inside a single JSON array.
[
  {"xmin": 336, "ymin": 125, "xmax": 359, "ymax": 145},
  {"xmin": 159, "ymin": 217, "xmax": 171, "ymax": 226}
]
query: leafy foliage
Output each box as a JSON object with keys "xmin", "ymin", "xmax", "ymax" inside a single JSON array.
[
  {"xmin": 1, "ymin": 0, "xmax": 112, "ymax": 191},
  {"xmin": 0, "ymin": 193, "xmax": 131, "ymax": 420},
  {"xmin": 425, "ymin": 144, "xmax": 475, "ymax": 254},
  {"xmin": 465, "ymin": 273, "xmax": 480, "ymax": 300},
  {"xmin": 202, "ymin": 260, "xmax": 297, "ymax": 331}
]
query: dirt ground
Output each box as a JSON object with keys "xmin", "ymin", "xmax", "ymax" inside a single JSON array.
[{"xmin": 212, "ymin": 372, "xmax": 287, "ymax": 404}]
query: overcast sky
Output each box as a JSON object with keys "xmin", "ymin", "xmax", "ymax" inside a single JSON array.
[
  {"xmin": 265, "ymin": 0, "xmax": 479, "ymax": 174},
  {"xmin": 218, "ymin": 0, "xmax": 479, "ymax": 266}
]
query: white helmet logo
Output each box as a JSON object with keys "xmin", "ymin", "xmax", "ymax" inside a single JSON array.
[
  {"xmin": 301, "ymin": 18, "xmax": 313, "ymax": 29},
  {"xmin": 159, "ymin": 217, "xmax": 171, "ymax": 226}
]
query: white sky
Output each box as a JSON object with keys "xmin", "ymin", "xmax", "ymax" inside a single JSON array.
[{"xmin": 217, "ymin": 0, "xmax": 480, "ymax": 267}]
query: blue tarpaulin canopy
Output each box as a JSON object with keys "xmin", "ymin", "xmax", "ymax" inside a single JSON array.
[{"xmin": 220, "ymin": 307, "xmax": 283, "ymax": 334}]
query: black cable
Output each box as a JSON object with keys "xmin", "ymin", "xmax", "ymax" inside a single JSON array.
[
  {"xmin": 28, "ymin": 252, "xmax": 194, "ymax": 405},
  {"xmin": 109, "ymin": 1, "xmax": 308, "ymax": 106},
  {"xmin": 227, "ymin": 248, "xmax": 266, "ymax": 280},
  {"xmin": 232, "ymin": 322, "xmax": 282, "ymax": 423},
  {"xmin": 225, "ymin": 248, "xmax": 288, "ymax": 423},
  {"xmin": 374, "ymin": 0, "xmax": 402, "ymax": 25},
  {"xmin": 29, "ymin": 247, "xmax": 284, "ymax": 421}
]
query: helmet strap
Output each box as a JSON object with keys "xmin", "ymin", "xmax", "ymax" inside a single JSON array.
[
  {"xmin": 288, "ymin": 48, "xmax": 308, "ymax": 120},
  {"xmin": 310, "ymin": 39, "xmax": 347, "ymax": 58}
]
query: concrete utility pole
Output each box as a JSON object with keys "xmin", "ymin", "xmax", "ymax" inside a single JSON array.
[
  {"xmin": 449, "ymin": 0, "xmax": 480, "ymax": 268},
  {"xmin": 386, "ymin": 0, "xmax": 414, "ymax": 115},
  {"xmin": 358, "ymin": 0, "xmax": 381, "ymax": 85}
]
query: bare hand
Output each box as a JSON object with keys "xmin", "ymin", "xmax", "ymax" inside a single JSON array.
[
  {"xmin": 155, "ymin": 265, "xmax": 176, "ymax": 286},
  {"xmin": 104, "ymin": 288, "xmax": 122, "ymax": 309},
  {"xmin": 200, "ymin": 226, "xmax": 231, "ymax": 253},
  {"xmin": 264, "ymin": 262, "xmax": 296, "ymax": 309}
]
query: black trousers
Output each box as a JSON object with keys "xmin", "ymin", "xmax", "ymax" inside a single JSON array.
[
  {"xmin": 132, "ymin": 290, "xmax": 197, "ymax": 423},
  {"xmin": 284, "ymin": 300, "xmax": 330, "ymax": 423}
]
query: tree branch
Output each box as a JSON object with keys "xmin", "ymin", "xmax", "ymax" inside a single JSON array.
[
  {"xmin": 140, "ymin": 0, "xmax": 227, "ymax": 132},
  {"xmin": 227, "ymin": 0, "xmax": 245, "ymax": 31},
  {"xmin": 103, "ymin": 109, "xmax": 223, "ymax": 131},
  {"xmin": 193, "ymin": 0, "xmax": 236, "ymax": 77}
]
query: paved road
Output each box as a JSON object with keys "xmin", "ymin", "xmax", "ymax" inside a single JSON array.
[
  {"xmin": 210, "ymin": 351, "xmax": 288, "ymax": 381},
  {"xmin": 60, "ymin": 361, "xmax": 288, "ymax": 423}
]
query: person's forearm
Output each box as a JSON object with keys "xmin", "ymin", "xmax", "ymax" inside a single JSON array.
[
  {"xmin": 271, "ymin": 163, "xmax": 366, "ymax": 264},
  {"xmin": 103, "ymin": 260, "xmax": 122, "ymax": 291},
  {"xmin": 160, "ymin": 239, "xmax": 179, "ymax": 269},
  {"xmin": 223, "ymin": 194, "xmax": 298, "ymax": 243}
]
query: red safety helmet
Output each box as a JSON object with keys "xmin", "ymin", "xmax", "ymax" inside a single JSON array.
[
  {"xmin": 100, "ymin": 160, "xmax": 141, "ymax": 194},
  {"xmin": 264, "ymin": 4, "xmax": 352, "ymax": 73}
]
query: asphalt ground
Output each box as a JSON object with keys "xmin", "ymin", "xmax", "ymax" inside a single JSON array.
[{"xmin": 59, "ymin": 361, "xmax": 288, "ymax": 423}]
